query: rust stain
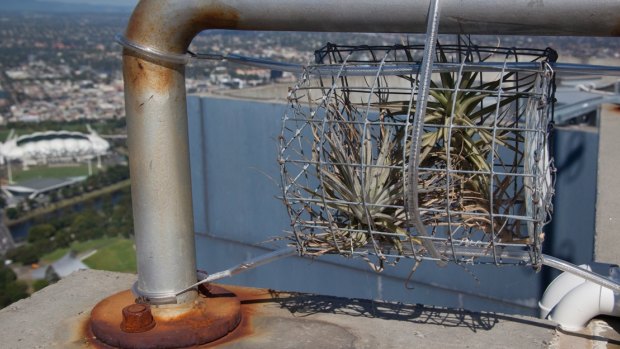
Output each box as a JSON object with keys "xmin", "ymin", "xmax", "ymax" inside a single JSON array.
[
  {"xmin": 82, "ymin": 284, "xmax": 275, "ymax": 348},
  {"xmin": 122, "ymin": 1, "xmax": 242, "ymax": 114},
  {"xmin": 124, "ymin": 0, "xmax": 163, "ymax": 47},
  {"xmin": 123, "ymin": 50, "xmax": 180, "ymax": 98},
  {"xmin": 611, "ymin": 20, "xmax": 620, "ymax": 37},
  {"xmin": 125, "ymin": 0, "xmax": 240, "ymax": 51},
  {"xmin": 198, "ymin": 286, "xmax": 277, "ymax": 348},
  {"xmin": 82, "ymin": 320, "xmax": 112, "ymax": 349},
  {"xmin": 120, "ymin": 304, "xmax": 156, "ymax": 333},
  {"xmin": 124, "ymin": 0, "xmax": 147, "ymax": 41},
  {"xmin": 601, "ymin": 103, "xmax": 620, "ymax": 114},
  {"xmin": 87, "ymin": 285, "xmax": 242, "ymax": 348}
]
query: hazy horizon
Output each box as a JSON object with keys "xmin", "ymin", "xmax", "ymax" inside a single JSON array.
[
  {"xmin": 40, "ymin": 0, "xmax": 136, "ymax": 6},
  {"xmin": 0, "ymin": 0, "xmax": 137, "ymax": 11}
]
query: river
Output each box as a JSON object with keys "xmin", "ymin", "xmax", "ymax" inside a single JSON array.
[{"xmin": 8, "ymin": 191, "xmax": 124, "ymax": 242}]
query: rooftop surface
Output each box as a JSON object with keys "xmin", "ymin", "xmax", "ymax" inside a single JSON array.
[{"xmin": 0, "ymin": 270, "xmax": 618, "ymax": 348}]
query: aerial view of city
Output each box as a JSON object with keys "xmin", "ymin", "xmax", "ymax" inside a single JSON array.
[{"xmin": 0, "ymin": 1, "xmax": 619, "ymax": 348}]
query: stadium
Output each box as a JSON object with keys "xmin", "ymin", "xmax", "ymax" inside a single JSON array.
[
  {"xmin": 0, "ymin": 128, "xmax": 111, "ymax": 204},
  {"xmin": 0, "ymin": 128, "xmax": 109, "ymax": 166}
]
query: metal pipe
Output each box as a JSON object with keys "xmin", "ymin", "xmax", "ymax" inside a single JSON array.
[
  {"xmin": 123, "ymin": 0, "xmax": 620, "ymax": 304},
  {"xmin": 407, "ymin": 0, "xmax": 446, "ymax": 266},
  {"xmin": 123, "ymin": 52, "xmax": 198, "ymax": 304},
  {"xmin": 542, "ymin": 255, "xmax": 620, "ymax": 293},
  {"xmin": 176, "ymin": 247, "xmax": 298, "ymax": 297},
  {"xmin": 125, "ymin": 0, "xmax": 620, "ymax": 52}
]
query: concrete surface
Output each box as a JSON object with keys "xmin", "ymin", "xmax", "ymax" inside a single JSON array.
[
  {"xmin": 595, "ymin": 104, "xmax": 620, "ymax": 265},
  {"xmin": 0, "ymin": 270, "xmax": 617, "ymax": 348}
]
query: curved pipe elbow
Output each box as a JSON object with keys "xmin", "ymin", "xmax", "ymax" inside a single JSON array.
[
  {"xmin": 548, "ymin": 281, "xmax": 620, "ymax": 332},
  {"xmin": 538, "ymin": 265, "xmax": 591, "ymax": 319},
  {"xmin": 125, "ymin": 0, "xmax": 243, "ymax": 55}
]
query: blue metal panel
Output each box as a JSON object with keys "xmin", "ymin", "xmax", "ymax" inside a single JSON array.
[
  {"xmin": 187, "ymin": 95, "xmax": 599, "ymax": 316},
  {"xmin": 542, "ymin": 127, "xmax": 598, "ymax": 284}
]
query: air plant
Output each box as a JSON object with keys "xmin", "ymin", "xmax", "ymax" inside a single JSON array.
[
  {"xmin": 285, "ymin": 43, "xmax": 542, "ymax": 264},
  {"xmin": 299, "ymin": 96, "xmax": 414, "ymax": 261},
  {"xmin": 376, "ymin": 45, "xmax": 534, "ymax": 241}
]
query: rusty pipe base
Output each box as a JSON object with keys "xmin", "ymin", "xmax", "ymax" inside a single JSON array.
[{"xmin": 89, "ymin": 285, "xmax": 241, "ymax": 348}]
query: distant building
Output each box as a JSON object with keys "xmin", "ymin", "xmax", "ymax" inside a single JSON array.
[
  {"xmin": 554, "ymin": 75, "xmax": 620, "ymax": 126},
  {"xmin": 270, "ymin": 70, "xmax": 283, "ymax": 80},
  {"xmin": 31, "ymin": 251, "xmax": 89, "ymax": 282},
  {"xmin": 0, "ymin": 128, "xmax": 109, "ymax": 167},
  {"xmin": 1, "ymin": 177, "xmax": 84, "ymax": 204}
]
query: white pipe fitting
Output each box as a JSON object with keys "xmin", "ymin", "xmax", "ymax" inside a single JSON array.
[
  {"xmin": 549, "ymin": 280, "xmax": 619, "ymax": 331},
  {"xmin": 540, "ymin": 264, "xmax": 620, "ymax": 331},
  {"xmin": 539, "ymin": 264, "xmax": 591, "ymax": 319}
]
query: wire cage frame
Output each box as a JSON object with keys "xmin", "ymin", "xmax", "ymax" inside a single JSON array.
[{"xmin": 279, "ymin": 40, "xmax": 557, "ymax": 270}]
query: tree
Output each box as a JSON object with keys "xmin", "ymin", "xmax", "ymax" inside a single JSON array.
[
  {"xmin": 54, "ymin": 229, "xmax": 74, "ymax": 248},
  {"xmin": 0, "ymin": 267, "xmax": 17, "ymax": 285},
  {"xmin": 69, "ymin": 186, "xmax": 81, "ymax": 197},
  {"xmin": 25, "ymin": 198, "xmax": 37, "ymax": 211},
  {"xmin": 70, "ymin": 211, "xmax": 100, "ymax": 241},
  {"xmin": 6, "ymin": 244, "xmax": 41, "ymax": 265},
  {"xmin": 0, "ymin": 266, "xmax": 29, "ymax": 309},
  {"xmin": 33, "ymin": 279, "xmax": 49, "ymax": 292},
  {"xmin": 6, "ymin": 207, "xmax": 18, "ymax": 220},
  {"xmin": 101, "ymin": 194, "xmax": 113, "ymax": 214},
  {"xmin": 48, "ymin": 191, "xmax": 59, "ymax": 203},
  {"xmin": 51, "ymin": 215, "xmax": 72, "ymax": 231},
  {"xmin": 27, "ymin": 224, "xmax": 56, "ymax": 243},
  {"xmin": 0, "ymin": 280, "xmax": 29, "ymax": 308}
]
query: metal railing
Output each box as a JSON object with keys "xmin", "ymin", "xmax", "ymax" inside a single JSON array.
[{"xmin": 120, "ymin": 0, "xmax": 620, "ymax": 305}]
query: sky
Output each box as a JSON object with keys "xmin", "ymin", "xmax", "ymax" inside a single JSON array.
[{"xmin": 41, "ymin": 0, "xmax": 137, "ymax": 5}]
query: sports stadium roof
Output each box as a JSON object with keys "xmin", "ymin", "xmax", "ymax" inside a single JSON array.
[{"xmin": 0, "ymin": 129, "xmax": 109, "ymax": 164}]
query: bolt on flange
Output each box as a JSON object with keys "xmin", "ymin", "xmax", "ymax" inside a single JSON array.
[
  {"xmin": 120, "ymin": 304, "xmax": 156, "ymax": 333},
  {"xmin": 89, "ymin": 285, "xmax": 241, "ymax": 348}
]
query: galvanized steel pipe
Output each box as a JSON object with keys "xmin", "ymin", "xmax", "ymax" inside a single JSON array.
[{"xmin": 123, "ymin": 0, "xmax": 620, "ymax": 304}]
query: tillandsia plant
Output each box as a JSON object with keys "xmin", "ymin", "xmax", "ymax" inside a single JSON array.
[
  {"xmin": 374, "ymin": 45, "xmax": 535, "ymax": 242},
  {"xmin": 285, "ymin": 42, "xmax": 543, "ymax": 267},
  {"xmin": 302, "ymin": 97, "xmax": 417, "ymax": 262}
]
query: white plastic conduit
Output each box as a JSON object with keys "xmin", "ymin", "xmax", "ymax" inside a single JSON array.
[
  {"xmin": 540, "ymin": 265, "xmax": 620, "ymax": 331},
  {"xmin": 550, "ymin": 281, "xmax": 620, "ymax": 331},
  {"xmin": 539, "ymin": 264, "xmax": 592, "ymax": 319}
]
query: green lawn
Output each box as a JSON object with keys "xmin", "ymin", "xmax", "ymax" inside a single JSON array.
[
  {"xmin": 0, "ymin": 129, "xmax": 11, "ymax": 142},
  {"xmin": 82, "ymin": 238, "xmax": 137, "ymax": 273},
  {"xmin": 12, "ymin": 164, "xmax": 100, "ymax": 183},
  {"xmin": 41, "ymin": 237, "xmax": 121, "ymax": 263},
  {"xmin": 40, "ymin": 247, "xmax": 71, "ymax": 263}
]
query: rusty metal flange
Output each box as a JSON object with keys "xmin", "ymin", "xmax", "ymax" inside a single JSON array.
[{"xmin": 89, "ymin": 285, "xmax": 241, "ymax": 348}]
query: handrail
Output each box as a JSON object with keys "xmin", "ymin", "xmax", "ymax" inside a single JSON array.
[{"xmin": 122, "ymin": 0, "xmax": 620, "ymax": 304}]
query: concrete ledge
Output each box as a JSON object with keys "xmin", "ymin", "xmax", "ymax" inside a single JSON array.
[
  {"xmin": 0, "ymin": 270, "xmax": 136, "ymax": 348},
  {"xmin": 0, "ymin": 269, "xmax": 617, "ymax": 348},
  {"xmin": 595, "ymin": 104, "xmax": 620, "ymax": 265}
]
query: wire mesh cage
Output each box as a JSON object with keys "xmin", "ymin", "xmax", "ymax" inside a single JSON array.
[{"xmin": 279, "ymin": 40, "xmax": 556, "ymax": 270}]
